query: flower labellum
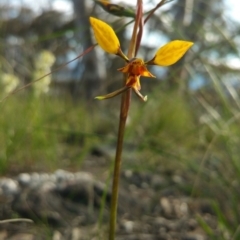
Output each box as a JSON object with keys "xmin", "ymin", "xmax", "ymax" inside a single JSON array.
[{"xmin": 118, "ymin": 58, "xmax": 155, "ymax": 78}]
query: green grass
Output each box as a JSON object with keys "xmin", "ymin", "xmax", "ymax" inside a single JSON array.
[{"xmin": 0, "ymin": 94, "xmax": 104, "ymax": 173}]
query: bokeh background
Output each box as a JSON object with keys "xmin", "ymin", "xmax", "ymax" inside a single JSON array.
[{"xmin": 1, "ymin": 0, "xmax": 240, "ymax": 238}]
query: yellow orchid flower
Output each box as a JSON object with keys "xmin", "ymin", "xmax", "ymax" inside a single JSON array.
[{"xmin": 90, "ymin": 17, "xmax": 193, "ymax": 101}]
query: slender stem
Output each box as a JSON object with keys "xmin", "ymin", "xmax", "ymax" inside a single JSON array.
[
  {"xmin": 108, "ymin": 89, "xmax": 131, "ymax": 240},
  {"xmin": 144, "ymin": 0, "xmax": 170, "ymax": 24},
  {"xmin": 128, "ymin": 0, "xmax": 142, "ymax": 58},
  {"xmin": 109, "ymin": 1, "xmax": 141, "ymax": 239},
  {"xmin": 135, "ymin": 1, "xmax": 143, "ymax": 55}
]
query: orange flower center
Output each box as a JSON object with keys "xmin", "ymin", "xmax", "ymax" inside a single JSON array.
[{"xmin": 118, "ymin": 58, "xmax": 155, "ymax": 78}]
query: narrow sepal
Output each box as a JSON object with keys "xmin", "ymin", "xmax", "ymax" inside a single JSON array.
[{"xmin": 95, "ymin": 86, "xmax": 130, "ymax": 100}]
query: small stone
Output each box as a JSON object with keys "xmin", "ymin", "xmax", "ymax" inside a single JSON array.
[
  {"xmin": 122, "ymin": 220, "xmax": 134, "ymax": 233},
  {"xmin": 17, "ymin": 173, "xmax": 31, "ymax": 187},
  {"xmin": 71, "ymin": 227, "xmax": 82, "ymax": 240},
  {"xmin": 52, "ymin": 231, "xmax": 62, "ymax": 240},
  {"xmin": 124, "ymin": 170, "xmax": 133, "ymax": 178},
  {"xmin": 180, "ymin": 201, "xmax": 188, "ymax": 215},
  {"xmin": 40, "ymin": 181, "xmax": 56, "ymax": 192},
  {"xmin": 39, "ymin": 173, "xmax": 49, "ymax": 182},
  {"xmin": 160, "ymin": 197, "xmax": 172, "ymax": 217},
  {"xmin": 55, "ymin": 169, "xmax": 74, "ymax": 182},
  {"xmin": 172, "ymin": 175, "xmax": 183, "ymax": 184},
  {"xmin": 31, "ymin": 172, "xmax": 40, "ymax": 182},
  {"xmin": 1, "ymin": 178, "xmax": 19, "ymax": 196}
]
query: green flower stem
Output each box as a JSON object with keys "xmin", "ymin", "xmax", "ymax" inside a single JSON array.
[
  {"xmin": 109, "ymin": 2, "xmax": 141, "ymax": 239},
  {"xmin": 108, "ymin": 88, "xmax": 131, "ymax": 240}
]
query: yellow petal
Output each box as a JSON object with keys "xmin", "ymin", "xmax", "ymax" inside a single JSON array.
[
  {"xmin": 148, "ymin": 40, "xmax": 194, "ymax": 66},
  {"xmin": 89, "ymin": 17, "xmax": 120, "ymax": 54}
]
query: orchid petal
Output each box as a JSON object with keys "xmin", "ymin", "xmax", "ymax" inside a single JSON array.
[
  {"xmin": 90, "ymin": 17, "xmax": 121, "ymax": 55},
  {"xmin": 146, "ymin": 40, "xmax": 194, "ymax": 66}
]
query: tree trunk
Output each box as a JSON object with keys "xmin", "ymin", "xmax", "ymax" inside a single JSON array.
[{"xmin": 72, "ymin": 0, "xmax": 106, "ymax": 99}]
